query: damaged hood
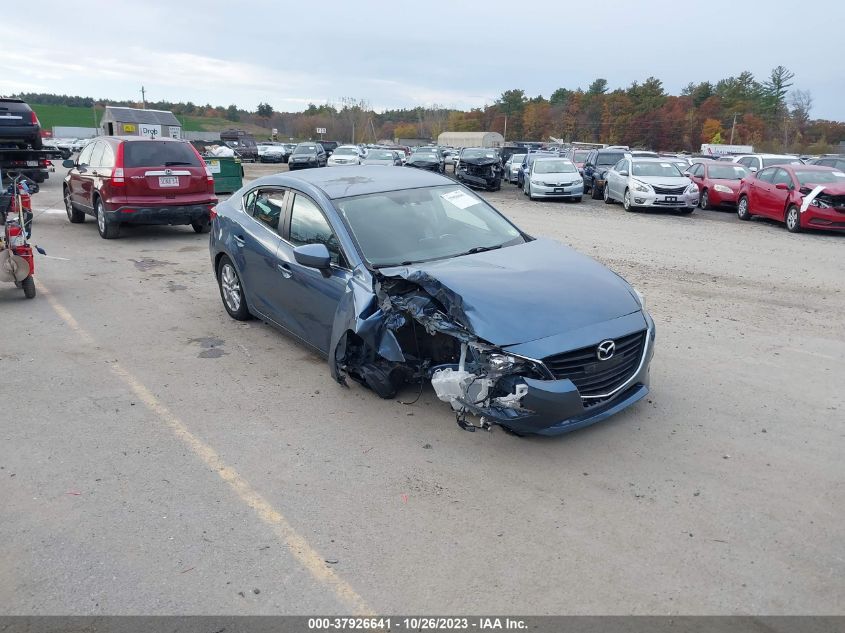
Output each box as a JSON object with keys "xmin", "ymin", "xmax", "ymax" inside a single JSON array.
[{"xmin": 380, "ymin": 238, "xmax": 641, "ymax": 347}]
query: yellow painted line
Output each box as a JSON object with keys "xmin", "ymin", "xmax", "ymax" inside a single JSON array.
[{"xmin": 39, "ymin": 281, "xmax": 374, "ymax": 615}]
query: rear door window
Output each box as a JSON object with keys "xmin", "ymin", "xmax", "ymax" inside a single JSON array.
[
  {"xmin": 124, "ymin": 141, "xmax": 201, "ymax": 168},
  {"xmin": 89, "ymin": 142, "xmax": 105, "ymax": 168}
]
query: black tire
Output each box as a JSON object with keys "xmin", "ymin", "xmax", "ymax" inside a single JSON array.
[
  {"xmin": 737, "ymin": 195, "xmax": 752, "ymax": 221},
  {"xmin": 30, "ymin": 135, "xmax": 43, "ymax": 150},
  {"xmin": 191, "ymin": 219, "xmax": 211, "ymax": 234},
  {"xmin": 623, "ymin": 188, "xmax": 635, "ymax": 212},
  {"xmin": 603, "ymin": 184, "xmax": 613, "ymax": 204},
  {"xmin": 64, "ymin": 187, "xmax": 85, "ymax": 223},
  {"xmin": 217, "ymin": 256, "xmax": 251, "ymax": 321},
  {"xmin": 591, "ymin": 180, "xmax": 602, "ymax": 200},
  {"xmin": 572, "ymin": 196, "xmax": 582, "ymax": 203},
  {"xmin": 677, "ymin": 207, "xmax": 695, "ymax": 215},
  {"xmin": 31, "ymin": 172, "xmax": 46, "ymax": 183},
  {"xmin": 95, "ymin": 197, "xmax": 119, "ymax": 239},
  {"xmin": 785, "ymin": 205, "xmax": 802, "ymax": 233},
  {"xmin": 700, "ymin": 189, "xmax": 710, "ymax": 210},
  {"xmin": 21, "ymin": 276, "xmax": 35, "ymax": 299}
]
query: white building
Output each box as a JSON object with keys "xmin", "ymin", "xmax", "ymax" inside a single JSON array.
[{"xmin": 437, "ymin": 131, "xmax": 504, "ymax": 148}]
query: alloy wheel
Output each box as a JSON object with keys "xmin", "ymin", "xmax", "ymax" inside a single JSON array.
[
  {"xmin": 220, "ymin": 263, "xmax": 241, "ymax": 312},
  {"xmin": 97, "ymin": 201, "xmax": 105, "ymax": 232},
  {"xmin": 623, "ymin": 190, "xmax": 631, "ymax": 211}
]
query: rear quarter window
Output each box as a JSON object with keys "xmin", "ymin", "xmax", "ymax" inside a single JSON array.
[{"xmin": 123, "ymin": 141, "xmax": 201, "ymax": 168}]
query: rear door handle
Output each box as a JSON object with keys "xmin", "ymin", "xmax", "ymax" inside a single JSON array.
[
  {"xmin": 233, "ymin": 235, "xmax": 246, "ymax": 247},
  {"xmin": 277, "ymin": 263, "xmax": 292, "ymax": 279}
]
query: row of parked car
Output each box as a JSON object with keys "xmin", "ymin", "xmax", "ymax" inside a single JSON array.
[{"xmin": 500, "ymin": 145, "xmax": 845, "ymax": 234}]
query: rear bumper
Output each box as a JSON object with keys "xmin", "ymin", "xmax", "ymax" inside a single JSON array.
[
  {"xmin": 106, "ymin": 203, "xmax": 214, "ymax": 225},
  {"xmin": 0, "ymin": 125, "xmax": 39, "ymax": 141}
]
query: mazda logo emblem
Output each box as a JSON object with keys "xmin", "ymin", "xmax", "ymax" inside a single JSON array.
[{"xmin": 597, "ymin": 340, "xmax": 616, "ymax": 361}]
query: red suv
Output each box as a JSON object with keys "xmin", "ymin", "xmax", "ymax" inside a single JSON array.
[
  {"xmin": 736, "ymin": 164, "xmax": 845, "ymax": 233},
  {"xmin": 62, "ymin": 136, "xmax": 217, "ymax": 239}
]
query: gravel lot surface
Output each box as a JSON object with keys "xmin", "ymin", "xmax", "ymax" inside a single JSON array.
[{"xmin": 1, "ymin": 161, "xmax": 842, "ymax": 615}]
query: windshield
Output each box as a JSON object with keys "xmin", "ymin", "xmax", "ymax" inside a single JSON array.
[
  {"xmin": 509, "ymin": 154, "xmax": 526, "ymax": 164},
  {"xmin": 632, "ymin": 161, "xmax": 684, "ymax": 177},
  {"xmin": 294, "ymin": 144, "xmax": 317, "ymax": 155},
  {"xmin": 367, "ymin": 151, "xmax": 394, "ymax": 160},
  {"xmin": 794, "ymin": 170, "xmax": 845, "ymax": 185},
  {"xmin": 597, "ymin": 152, "xmax": 625, "ymax": 166},
  {"xmin": 334, "ymin": 147, "xmax": 358, "ymax": 155},
  {"xmin": 572, "ymin": 150, "xmax": 589, "ymax": 162},
  {"xmin": 334, "ymin": 185, "xmax": 524, "ymax": 267},
  {"xmin": 462, "ymin": 149, "xmax": 497, "ymax": 160},
  {"xmin": 709, "ymin": 164, "xmax": 749, "ymax": 180},
  {"xmin": 762, "ymin": 157, "xmax": 800, "ymax": 167},
  {"xmin": 534, "ymin": 159, "xmax": 577, "ymax": 174}
]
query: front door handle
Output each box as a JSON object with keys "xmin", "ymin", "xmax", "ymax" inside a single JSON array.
[
  {"xmin": 277, "ymin": 263, "xmax": 292, "ymax": 279},
  {"xmin": 233, "ymin": 235, "xmax": 246, "ymax": 247}
]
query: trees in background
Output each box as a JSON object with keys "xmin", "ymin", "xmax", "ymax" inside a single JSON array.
[{"xmin": 15, "ymin": 67, "xmax": 845, "ymax": 151}]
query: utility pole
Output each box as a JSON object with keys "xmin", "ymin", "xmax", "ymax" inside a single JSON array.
[
  {"xmin": 729, "ymin": 112, "xmax": 738, "ymax": 145},
  {"xmin": 503, "ymin": 114, "xmax": 508, "ymax": 144},
  {"xmin": 140, "ymin": 86, "xmax": 146, "ymax": 109}
]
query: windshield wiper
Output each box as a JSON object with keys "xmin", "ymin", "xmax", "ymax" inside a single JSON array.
[
  {"xmin": 164, "ymin": 161, "xmax": 193, "ymax": 166},
  {"xmin": 459, "ymin": 244, "xmax": 504, "ymax": 257}
]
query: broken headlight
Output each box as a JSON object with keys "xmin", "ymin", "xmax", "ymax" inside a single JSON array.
[
  {"xmin": 488, "ymin": 353, "xmax": 517, "ymax": 372},
  {"xmin": 810, "ymin": 197, "xmax": 831, "ymax": 209}
]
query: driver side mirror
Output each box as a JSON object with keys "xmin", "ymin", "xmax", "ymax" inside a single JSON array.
[
  {"xmin": 293, "ymin": 243, "xmax": 332, "ymax": 272},
  {"xmin": 749, "ymin": 167, "xmax": 758, "ymax": 173},
  {"xmin": 775, "ymin": 182, "xmax": 791, "ymax": 191},
  {"xmin": 62, "ymin": 159, "xmax": 75, "ymax": 169},
  {"xmin": 618, "ymin": 170, "xmax": 628, "ymax": 177}
]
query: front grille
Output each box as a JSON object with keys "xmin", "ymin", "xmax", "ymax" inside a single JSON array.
[
  {"xmin": 652, "ymin": 185, "xmax": 687, "ymax": 195},
  {"xmin": 467, "ymin": 164, "xmax": 495, "ymax": 177},
  {"xmin": 543, "ymin": 331, "xmax": 646, "ymax": 402}
]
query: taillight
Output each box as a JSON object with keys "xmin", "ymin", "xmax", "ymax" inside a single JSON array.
[
  {"xmin": 30, "ymin": 111, "xmax": 40, "ymax": 126},
  {"xmin": 112, "ymin": 143, "xmax": 125, "ymax": 186},
  {"xmin": 209, "ymin": 205, "xmax": 218, "ymax": 220}
]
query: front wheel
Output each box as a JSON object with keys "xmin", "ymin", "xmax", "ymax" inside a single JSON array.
[
  {"xmin": 217, "ymin": 256, "xmax": 251, "ymax": 321},
  {"xmin": 623, "ymin": 189, "xmax": 635, "ymax": 212},
  {"xmin": 737, "ymin": 196, "xmax": 752, "ymax": 221},
  {"xmin": 700, "ymin": 189, "xmax": 710, "ymax": 210},
  {"xmin": 21, "ymin": 276, "xmax": 36, "ymax": 299},
  {"xmin": 65, "ymin": 187, "xmax": 85, "ymax": 223},
  {"xmin": 603, "ymin": 184, "xmax": 613, "ymax": 204},
  {"xmin": 785, "ymin": 205, "xmax": 802, "ymax": 233}
]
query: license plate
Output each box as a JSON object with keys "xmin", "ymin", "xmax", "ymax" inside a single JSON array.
[
  {"xmin": 159, "ymin": 176, "xmax": 179, "ymax": 187},
  {"xmin": 554, "ymin": 188, "xmax": 564, "ymax": 193},
  {"xmin": 26, "ymin": 160, "xmax": 37, "ymax": 167},
  {"xmin": 665, "ymin": 196, "xmax": 677, "ymax": 202}
]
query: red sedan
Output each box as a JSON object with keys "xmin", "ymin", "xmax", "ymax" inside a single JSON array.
[
  {"xmin": 686, "ymin": 161, "xmax": 749, "ymax": 210},
  {"xmin": 736, "ymin": 165, "xmax": 845, "ymax": 234}
]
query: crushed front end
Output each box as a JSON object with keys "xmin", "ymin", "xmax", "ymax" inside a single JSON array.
[{"xmin": 456, "ymin": 158, "xmax": 502, "ymax": 191}]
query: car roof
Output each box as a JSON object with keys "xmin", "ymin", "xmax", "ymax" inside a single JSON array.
[
  {"xmin": 268, "ymin": 165, "xmax": 451, "ymax": 199},
  {"xmin": 780, "ymin": 164, "xmax": 835, "ymax": 172}
]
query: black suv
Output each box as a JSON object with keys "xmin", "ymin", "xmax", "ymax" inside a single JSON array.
[
  {"xmin": 287, "ymin": 142, "xmax": 327, "ymax": 170},
  {"xmin": 583, "ymin": 148, "xmax": 627, "ymax": 199},
  {"xmin": 0, "ymin": 98, "xmax": 43, "ymax": 149},
  {"xmin": 316, "ymin": 140, "xmax": 338, "ymax": 156}
]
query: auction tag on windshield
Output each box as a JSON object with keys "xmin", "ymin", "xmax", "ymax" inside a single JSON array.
[
  {"xmin": 441, "ymin": 189, "xmax": 478, "ymax": 209},
  {"xmin": 833, "ymin": 171, "xmax": 845, "ymax": 177}
]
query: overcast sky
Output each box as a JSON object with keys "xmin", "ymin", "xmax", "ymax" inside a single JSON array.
[{"xmin": 3, "ymin": 0, "xmax": 843, "ymax": 120}]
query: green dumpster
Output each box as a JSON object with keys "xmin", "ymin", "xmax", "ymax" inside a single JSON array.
[{"xmin": 204, "ymin": 156, "xmax": 243, "ymax": 194}]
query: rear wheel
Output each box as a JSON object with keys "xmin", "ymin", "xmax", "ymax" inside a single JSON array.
[
  {"xmin": 591, "ymin": 180, "xmax": 602, "ymax": 200},
  {"xmin": 191, "ymin": 219, "xmax": 211, "ymax": 234},
  {"xmin": 785, "ymin": 205, "xmax": 802, "ymax": 233},
  {"xmin": 96, "ymin": 198, "xmax": 119, "ymax": 239},
  {"xmin": 217, "ymin": 256, "xmax": 251, "ymax": 321},
  {"xmin": 737, "ymin": 195, "xmax": 752, "ymax": 221},
  {"xmin": 64, "ymin": 187, "xmax": 85, "ymax": 223},
  {"xmin": 21, "ymin": 276, "xmax": 35, "ymax": 299},
  {"xmin": 30, "ymin": 135, "xmax": 43, "ymax": 150}
]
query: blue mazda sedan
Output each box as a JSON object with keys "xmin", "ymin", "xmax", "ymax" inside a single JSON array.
[{"xmin": 210, "ymin": 167, "xmax": 655, "ymax": 436}]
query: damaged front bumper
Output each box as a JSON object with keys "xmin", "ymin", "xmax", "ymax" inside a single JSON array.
[{"xmin": 431, "ymin": 318, "xmax": 655, "ymax": 436}]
